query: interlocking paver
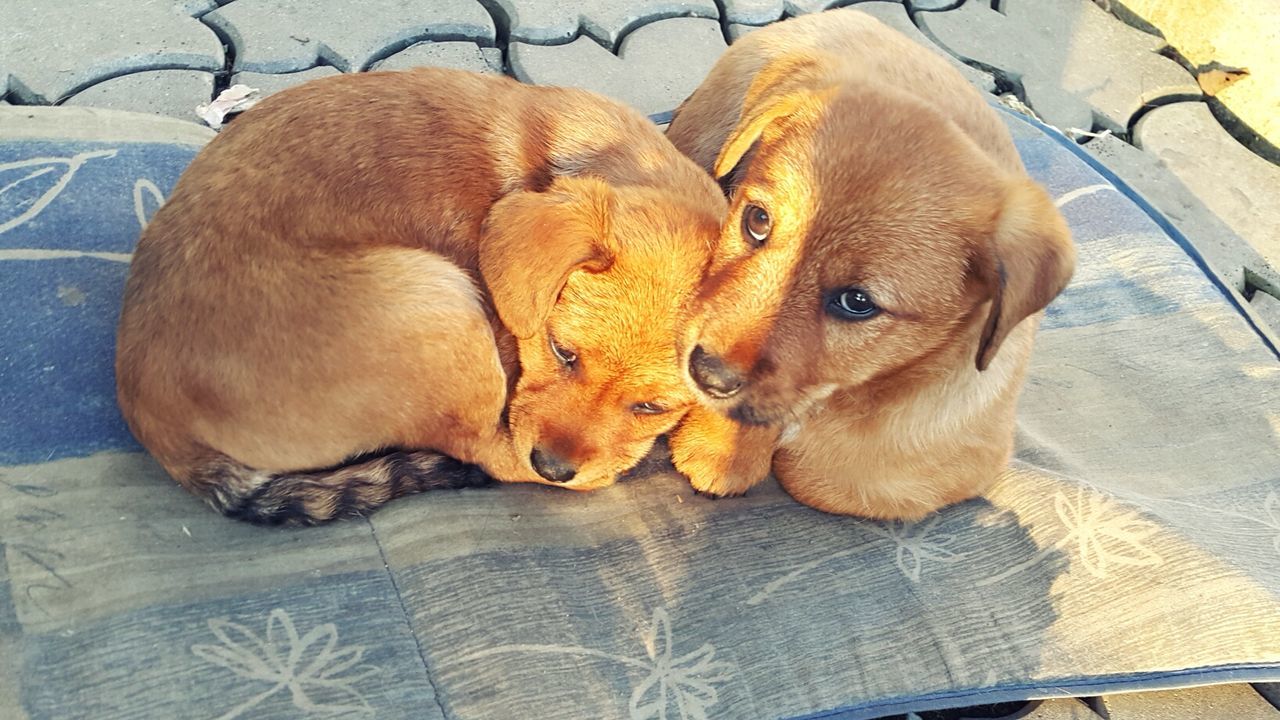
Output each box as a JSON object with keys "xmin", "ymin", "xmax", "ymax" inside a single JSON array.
[
  {"xmin": 854, "ymin": 2, "xmax": 995, "ymax": 94},
  {"xmin": 727, "ymin": 23, "xmax": 760, "ymax": 42},
  {"xmin": 371, "ymin": 41, "xmax": 504, "ymax": 74},
  {"xmin": 1097, "ymin": 684, "xmax": 1279, "ymax": 719},
  {"xmin": 722, "ymin": 0, "xmax": 782, "ymax": 26},
  {"xmin": 63, "ymin": 70, "xmax": 215, "ymax": 121},
  {"xmin": 1018, "ymin": 698, "xmax": 1102, "ymax": 718},
  {"xmin": 727, "ymin": 0, "xmax": 911, "ymax": 26},
  {"xmin": 510, "ymin": 17, "xmax": 725, "ymax": 115},
  {"xmin": 787, "ymin": 0, "xmax": 851, "ymax": 14},
  {"xmin": 1084, "ymin": 131, "xmax": 1280, "ymax": 293},
  {"xmin": 1253, "ymin": 291, "xmax": 1280, "ymax": 337},
  {"xmin": 908, "ymin": 0, "xmax": 961, "ymax": 11},
  {"xmin": 0, "ymin": 0, "xmax": 223, "ymax": 104},
  {"xmin": 494, "ymin": 0, "xmax": 718, "ymax": 45},
  {"xmin": 919, "ymin": 0, "xmax": 1199, "ymax": 133},
  {"xmin": 231, "ymin": 67, "xmax": 342, "ymax": 99},
  {"xmin": 1133, "ymin": 101, "xmax": 1280, "ymax": 276},
  {"xmin": 204, "ymin": 0, "xmax": 495, "ymax": 73}
]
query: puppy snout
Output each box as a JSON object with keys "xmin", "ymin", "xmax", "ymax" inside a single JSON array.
[
  {"xmin": 530, "ymin": 446, "xmax": 578, "ymax": 483},
  {"xmin": 689, "ymin": 345, "xmax": 745, "ymax": 398}
]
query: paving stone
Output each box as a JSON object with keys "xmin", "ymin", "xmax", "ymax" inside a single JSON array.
[
  {"xmin": 1096, "ymin": 683, "xmax": 1279, "ymax": 719},
  {"xmin": 230, "ymin": 67, "xmax": 342, "ymax": 99},
  {"xmin": 371, "ymin": 41, "xmax": 503, "ymax": 74},
  {"xmin": 0, "ymin": 0, "xmax": 223, "ymax": 104},
  {"xmin": 723, "ymin": 0, "xmax": 884, "ymax": 24},
  {"xmin": 1133, "ymin": 101, "xmax": 1280, "ymax": 279},
  {"xmin": 204, "ymin": 0, "xmax": 495, "ymax": 74},
  {"xmin": 1252, "ymin": 290, "xmax": 1280, "ymax": 337},
  {"xmin": 510, "ymin": 17, "xmax": 725, "ymax": 116},
  {"xmin": 63, "ymin": 70, "xmax": 215, "ymax": 122},
  {"xmin": 727, "ymin": 23, "xmax": 762, "ymax": 42},
  {"xmin": 787, "ymin": 0, "xmax": 856, "ymax": 13},
  {"xmin": 919, "ymin": 0, "xmax": 1199, "ymax": 133},
  {"xmin": 1110, "ymin": 0, "xmax": 1279, "ymax": 158},
  {"xmin": 908, "ymin": 0, "xmax": 962, "ymax": 10},
  {"xmin": 854, "ymin": 2, "xmax": 996, "ymax": 94},
  {"xmin": 722, "ymin": 0, "xmax": 783, "ymax": 25},
  {"xmin": 1016, "ymin": 698, "xmax": 1102, "ymax": 719},
  {"xmin": 1084, "ymin": 131, "xmax": 1280, "ymax": 293},
  {"xmin": 495, "ymin": 0, "xmax": 719, "ymax": 45}
]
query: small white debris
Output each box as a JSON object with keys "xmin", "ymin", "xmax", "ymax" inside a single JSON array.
[
  {"xmin": 182, "ymin": 525, "xmax": 192, "ymax": 538},
  {"xmin": 996, "ymin": 93, "xmax": 1044, "ymax": 123},
  {"xmin": 196, "ymin": 85, "xmax": 261, "ymax": 129},
  {"xmin": 1066, "ymin": 127, "xmax": 1113, "ymax": 141}
]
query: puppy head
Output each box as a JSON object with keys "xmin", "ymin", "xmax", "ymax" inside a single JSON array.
[
  {"xmin": 687, "ymin": 79, "xmax": 1074, "ymax": 425},
  {"xmin": 481, "ymin": 175, "xmax": 722, "ymax": 489}
]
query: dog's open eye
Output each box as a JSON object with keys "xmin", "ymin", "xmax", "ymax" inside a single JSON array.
[
  {"xmin": 632, "ymin": 402, "xmax": 667, "ymax": 416},
  {"xmin": 828, "ymin": 288, "xmax": 880, "ymax": 321},
  {"xmin": 549, "ymin": 336, "xmax": 578, "ymax": 367},
  {"xmin": 741, "ymin": 203, "xmax": 771, "ymax": 247}
]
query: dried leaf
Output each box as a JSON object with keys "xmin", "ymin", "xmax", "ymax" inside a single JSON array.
[{"xmin": 1197, "ymin": 67, "xmax": 1249, "ymax": 97}]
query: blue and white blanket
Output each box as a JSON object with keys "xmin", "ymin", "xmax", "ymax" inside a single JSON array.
[{"xmin": 1, "ymin": 105, "xmax": 1277, "ymax": 720}]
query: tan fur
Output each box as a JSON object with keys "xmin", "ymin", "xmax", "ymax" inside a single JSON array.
[
  {"xmin": 116, "ymin": 68, "xmax": 727, "ymax": 525},
  {"xmin": 665, "ymin": 9, "xmax": 1075, "ymax": 520}
]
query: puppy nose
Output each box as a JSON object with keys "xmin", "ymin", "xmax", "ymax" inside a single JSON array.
[
  {"xmin": 530, "ymin": 446, "xmax": 577, "ymax": 483},
  {"xmin": 689, "ymin": 345, "xmax": 744, "ymax": 398}
]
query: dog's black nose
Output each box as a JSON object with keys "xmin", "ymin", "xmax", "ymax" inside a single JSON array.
[
  {"xmin": 689, "ymin": 345, "xmax": 745, "ymax": 398},
  {"xmin": 530, "ymin": 447, "xmax": 577, "ymax": 483}
]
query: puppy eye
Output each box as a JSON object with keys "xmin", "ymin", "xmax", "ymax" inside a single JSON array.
[
  {"xmin": 828, "ymin": 288, "xmax": 880, "ymax": 320},
  {"xmin": 741, "ymin": 203, "xmax": 772, "ymax": 247},
  {"xmin": 549, "ymin": 336, "xmax": 578, "ymax": 367},
  {"xmin": 632, "ymin": 402, "xmax": 667, "ymax": 416}
]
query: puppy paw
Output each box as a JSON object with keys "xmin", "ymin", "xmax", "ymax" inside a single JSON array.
[
  {"xmin": 677, "ymin": 455, "xmax": 755, "ymax": 497},
  {"xmin": 670, "ymin": 407, "xmax": 778, "ymax": 497},
  {"xmin": 691, "ymin": 484, "xmax": 744, "ymax": 500}
]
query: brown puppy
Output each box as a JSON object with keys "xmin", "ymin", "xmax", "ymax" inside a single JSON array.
[
  {"xmin": 664, "ymin": 9, "xmax": 1075, "ymax": 520},
  {"xmin": 116, "ymin": 68, "xmax": 726, "ymax": 525}
]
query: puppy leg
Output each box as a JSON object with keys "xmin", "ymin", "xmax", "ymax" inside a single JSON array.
[
  {"xmin": 772, "ymin": 430, "xmax": 1007, "ymax": 521},
  {"xmin": 670, "ymin": 406, "xmax": 779, "ymax": 496}
]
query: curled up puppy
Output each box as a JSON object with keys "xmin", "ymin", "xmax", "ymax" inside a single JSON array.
[
  {"xmin": 664, "ymin": 9, "xmax": 1075, "ymax": 520},
  {"xmin": 115, "ymin": 68, "xmax": 727, "ymax": 526}
]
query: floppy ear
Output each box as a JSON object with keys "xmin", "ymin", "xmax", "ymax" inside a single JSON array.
[
  {"xmin": 974, "ymin": 179, "xmax": 1076, "ymax": 371},
  {"xmin": 480, "ymin": 176, "xmax": 617, "ymax": 339},
  {"xmin": 713, "ymin": 52, "xmax": 834, "ymax": 183}
]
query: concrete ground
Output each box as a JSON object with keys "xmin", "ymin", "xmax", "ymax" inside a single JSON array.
[{"xmin": 2, "ymin": 0, "xmax": 1278, "ymax": 717}]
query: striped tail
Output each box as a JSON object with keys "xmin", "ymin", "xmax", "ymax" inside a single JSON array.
[{"xmin": 192, "ymin": 450, "xmax": 493, "ymax": 526}]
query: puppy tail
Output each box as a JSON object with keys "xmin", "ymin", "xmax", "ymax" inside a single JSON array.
[{"xmin": 191, "ymin": 450, "xmax": 493, "ymax": 526}]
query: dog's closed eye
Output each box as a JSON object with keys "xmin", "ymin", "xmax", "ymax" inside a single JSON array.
[{"xmin": 632, "ymin": 401, "xmax": 667, "ymax": 415}]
